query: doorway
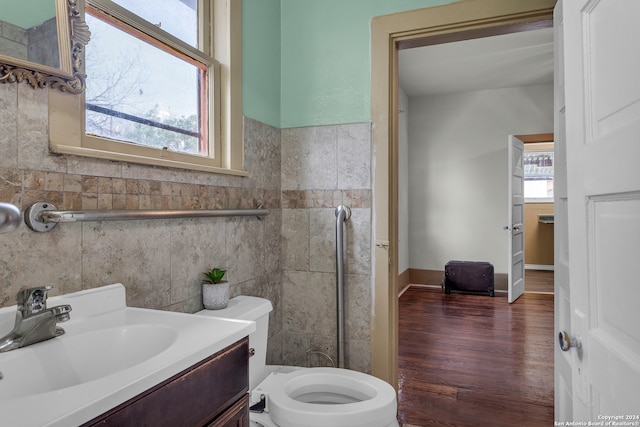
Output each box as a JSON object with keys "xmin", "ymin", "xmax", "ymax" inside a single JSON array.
[
  {"xmin": 521, "ymin": 134, "xmax": 555, "ymax": 295},
  {"xmin": 370, "ymin": 0, "xmax": 556, "ymax": 387}
]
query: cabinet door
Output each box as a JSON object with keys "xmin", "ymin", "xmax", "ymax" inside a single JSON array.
[
  {"xmin": 84, "ymin": 338, "xmax": 249, "ymax": 427},
  {"xmin": 207, "ymin": 394, "xmax": 249, "ymax": 427}
]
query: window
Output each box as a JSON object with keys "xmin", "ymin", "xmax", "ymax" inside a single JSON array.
[
  {"xmin": 85, "ymin": 1, "xmax": 209, "ymax": 157},
  {"xmin": 524, "ymin": 149, "xmax": 554, "ymax": 202},
  {"xmin": 49, "ymin": 0, "xmax": 245, "ymax": 176}
]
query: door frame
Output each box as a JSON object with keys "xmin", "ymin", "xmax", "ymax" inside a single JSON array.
[{"xmin": 370, "ymin": 0, "xmax": 556, "ymax": 386}]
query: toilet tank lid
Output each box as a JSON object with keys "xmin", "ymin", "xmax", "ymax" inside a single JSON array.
[{"xmin": 200, "ymin": 295, "xmax": 273, "ymax": 321}]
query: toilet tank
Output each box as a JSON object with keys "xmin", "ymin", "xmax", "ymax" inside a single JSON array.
[{"xmin": 197, "ymin": 296, "xmax": 273, "ymax": 390}]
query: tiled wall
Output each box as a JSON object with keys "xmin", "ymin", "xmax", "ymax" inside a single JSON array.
[
  {"xmin": 0, "ymin": 82, "xmax": 375, "ymax": 373},
  {"xmin": 26, "ymin": 18, "xmax": 59, "ymax": 69},
  {"xmin": 0, "ymin": 17, "xmax": 58, "ymax": 68},
  {"xmin": 0, "ymin": 19, "xmax": 28, "ymax": 61},
  {"xmin": 0, "ymin": 83, "xmax": 284, "ymax": 364},
  {"xmin": 279, "ymin": 123, "xmax": 372, "ymax": 372}
]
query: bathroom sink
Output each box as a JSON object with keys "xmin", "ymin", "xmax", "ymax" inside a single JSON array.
[
  {"xmin": 0, "ymin": 324, "xmax": 178, "ymax": 400},
  {"xmin": 0, "ymin": 284, "xmax": 255, "ymax": 426}
]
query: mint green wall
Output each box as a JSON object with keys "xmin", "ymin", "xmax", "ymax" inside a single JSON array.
[
  {"xmin": 242, "ymin": 0, "xmax": 454, "ymax": 129},
  {"xmin": 3, "ymin": 1, "xmax": 55, "ymax": 28},
  {"xmin": 242, "ymin": 0, "xmax": 281, "ymax": 128}
]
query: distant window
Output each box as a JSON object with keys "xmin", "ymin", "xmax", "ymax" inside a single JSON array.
[{"xmin": 524, "ymin": 151, "xmax": 554, "ymax": 201}]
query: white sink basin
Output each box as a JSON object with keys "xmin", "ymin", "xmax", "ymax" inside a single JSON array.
[
  {"xmin": 0, "ymin": 325, "xmax": 178, "ymax": 400},
  {"xmin": 0, "ymin": 284, "xmax": 254, "ymax": 426}
]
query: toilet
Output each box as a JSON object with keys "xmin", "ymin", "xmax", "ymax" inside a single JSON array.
[{"xmin": 197, "ymin": 296, "xmax": 399, "ymax": 427}]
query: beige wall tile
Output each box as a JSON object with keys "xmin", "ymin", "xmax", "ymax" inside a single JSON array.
[
  {"xmin": 97, "ymin": 177, "xmax": 113, "ymax": 194},
  {"xmin": 266, "ymin": 330, "xmax": 285, "ymax": 365},
  {"xmin": 281, "ymin": 209, "xmax": 309, "ymax": 270},
  {"xmin": 0, "ymin": 225, "xmax": 83, "ymax": 305},
  {"xmin": 309, "ymin": 208, "xmax": 335, "ymax": 273},
  {"xmin": 344, "ymin": 273, "xmax": 371, "ymax": 341},
  {"xmin": 345, "ymin": 208, "xmax": 371, "ymax": 275},
  {"xmin": 281, "ymin": 126, "xmax": 337, "ymax": 190},
  {"xmin": 112, "ymin": 178, "xmax": 126, "ymax": 194},
  {"xmin": 121, "ymin": 163, "xmax": 194, "ymax": 184},
  {"xmin": 63, "ymin": 191, "xmax": 82, "ymax": 210},
  {"xmin": 345, "ymin": 338, "xmax": 371, "ymax": 373},
  {"xmin": 16, "ymin": 85, "xmax": 65, "ymax": 172},
  {"xmin": 81, "ymin": 176, "xmax": 98, "ymax": 194},
  {"xmin": 63, "ymin": 174, "xmax": 83, "ymax": 193},
  {"xmin": 263, "ymin": 208, "xmax": 282, "ymax": 277},
  {"xmin": 67, "ymin": 156, "xmax": 122, "ymax": 178},
  {"xmin": 283, "ymin": 270, "xmax": 336, "ymax": 334},
  {"xmin": 282, "ymin": 331, "xmax": 311, "ymax": 367},
  {"xmin": 97, "ymin": 193, "xmax": 113, "ymax": 210},
  {"xmin": 0, "ymin": 168, "xmax": 22, "ymax": 205},
  {"xmin": 243, "ymin": 117, "xmax": 282, "ymax": 191},
  {"xmin": 23, "ymin": 170, "xmax": 44, "ymax": 190},
  {"xmin": 82, "ymin": 220, "xmax": 172, "ymax": 308},
  {"xmin": 226, "ymin": 217, "xmax": 265, "ymax": 284},
  {"xmin": 44, "ymin": 172, "xmax": 64, "ymax": 191},
  {"xmin": 0, "ymin": 84, "xmax": 18, "ymax": 169},
  {"xmin": 81, "ymin": 194, "xmax": 98, "ymax": 210},
  {"xmin": 169, "ymin": 217, "xmax": 227, "ymax": 305},
  {"xmin": 337, "ymin": 123, "xmax": 371, "ymax": 190}
]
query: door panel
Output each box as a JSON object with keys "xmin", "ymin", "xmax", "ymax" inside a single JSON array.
[
  {"xmin": 588, "ymin": 196, "xmax": 640, "ymax": 412},
  {"xmin": 584, "ymin": 1, "xmax": 640, "ymax": 140},
  {"xmin": 558, "ymin": 0, "xmax": 640, "ymax": 419}
]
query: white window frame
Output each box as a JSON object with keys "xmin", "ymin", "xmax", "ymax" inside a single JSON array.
[{"xmin": 49, "ymin": 0, "xmax": 246, "ymax": 176}]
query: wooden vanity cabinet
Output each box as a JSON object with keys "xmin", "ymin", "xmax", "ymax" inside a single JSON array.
[
  {"xmin": 83, "ymin": 337, "xmax": 250, "ymax": 427},
  {"xmin": 207, "ymin": 394, "xmax": 249, "ymax": 427}
]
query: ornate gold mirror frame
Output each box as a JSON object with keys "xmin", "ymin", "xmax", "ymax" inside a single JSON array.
[{"xmin": 0, "ymin": 0, "xmax": 90, "ymax": 93}]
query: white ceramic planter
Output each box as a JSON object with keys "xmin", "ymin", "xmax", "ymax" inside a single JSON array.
[{"xmin": 202, "ymin": 282, "xmax": 229, "ymax": 310}]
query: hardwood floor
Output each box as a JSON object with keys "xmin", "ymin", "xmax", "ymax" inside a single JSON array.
[
  {"xmin": 525, "ymin": 269, "xmax": 554, "ymax": 294},
  {"xmin": 398, "ymin": 287, "xmax": 554, "ymax": 427}
]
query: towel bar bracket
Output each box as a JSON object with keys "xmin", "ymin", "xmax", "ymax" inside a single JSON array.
[{"xmin": 25, "ymin": 202, "xmax": 58, "ymax": 233}]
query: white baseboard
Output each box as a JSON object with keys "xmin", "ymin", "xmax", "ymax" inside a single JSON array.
[
  {"xmin": 398, "ymin": 284, "xmax": 508, "ymax": 298},
  {"xmin": 525, "ymin": 264, "xmax": 554, "ymax": 271}
]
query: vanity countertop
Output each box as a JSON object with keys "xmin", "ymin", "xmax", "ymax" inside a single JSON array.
[{"xmin": 0, "ymin": 284, "xmax": 254, "ymax": 427}]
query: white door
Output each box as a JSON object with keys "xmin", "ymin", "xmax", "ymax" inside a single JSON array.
[
  {"xmin": 555, "ymin": 0, "xmax": 640, "ymax": 420},
  {"xmin": 554, "ymin": 1, "xmax": 575, "ymax": 419},
  {"xmin": 507, "ymin": 135, "xmax": 525, "ymax": 303}
]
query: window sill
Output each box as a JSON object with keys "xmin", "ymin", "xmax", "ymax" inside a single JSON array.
[
  {"xmin": 50, "ymin": 144, "xmax": 249, "ymax": 177},
  {"xmin": 524, "ymin": 198, "xmax": 554, "ymax": 204}
]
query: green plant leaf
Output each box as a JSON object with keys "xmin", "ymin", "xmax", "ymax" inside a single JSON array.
[{"xmin": 203, "ymin": 267, "xmax": 226, "ymax": 284}]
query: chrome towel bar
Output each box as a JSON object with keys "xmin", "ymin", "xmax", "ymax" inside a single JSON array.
[{"xmin": 24, "ymin": 201, "xmax": 269, "ymax": 233}]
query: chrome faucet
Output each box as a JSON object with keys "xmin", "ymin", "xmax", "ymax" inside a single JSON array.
[{"xmin": 0, "ymin": 286, "xmax": 72, "ymax": 353}]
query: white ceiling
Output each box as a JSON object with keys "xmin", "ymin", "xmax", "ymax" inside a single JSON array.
[{"xmin": 398, "ymin": 27, "xmax": 554, "ymax": 97}]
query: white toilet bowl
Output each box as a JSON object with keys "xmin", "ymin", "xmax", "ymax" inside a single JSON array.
[
  {"xmin": 196, "ymin": 296, "xmax": 399, "ymax": 427},
  {"xmin": 251, "ymin": 367, "xmax": 399, "ymax": 427}
]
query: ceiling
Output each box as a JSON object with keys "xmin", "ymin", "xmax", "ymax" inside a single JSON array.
[{"xmin": 398, "ymin": 27, "xmax": 554, "ymax": 97}]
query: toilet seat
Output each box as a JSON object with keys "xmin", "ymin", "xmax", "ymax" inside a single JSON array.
[{"xmin": 252, "ymin": 367, "xmax": 398, "ymax": 427}]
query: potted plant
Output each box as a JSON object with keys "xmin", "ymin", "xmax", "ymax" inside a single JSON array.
[{"xmin": 202, "ymin": 267, "xmax": 229, "ymax": 309}]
